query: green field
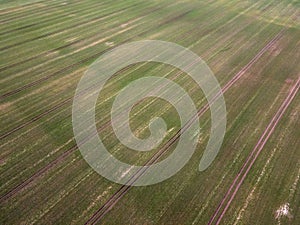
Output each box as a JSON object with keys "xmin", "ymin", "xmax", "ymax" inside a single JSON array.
[{"xmin": 0, "ymin": 0, "xmax": 300, "ymax": 224}]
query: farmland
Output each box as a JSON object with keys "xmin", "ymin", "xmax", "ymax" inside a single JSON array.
[{"xmin": 0, "ymin": 0, "xmax": 300, "ymax": 224}]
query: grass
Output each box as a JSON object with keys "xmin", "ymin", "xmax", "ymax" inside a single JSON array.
[{"xmin": 0, "ymin": 0, "xmax": 299, "ymax": 224}]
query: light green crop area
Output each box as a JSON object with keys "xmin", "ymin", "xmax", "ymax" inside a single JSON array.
[{"xmin": 0, "ymin": 0, "xmax": 299, "ymax": 224}]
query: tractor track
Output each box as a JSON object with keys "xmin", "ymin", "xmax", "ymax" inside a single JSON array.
[
  {"xmin": 84, "ymin": 30, "xmax": 285, "ymax": 225},
  {"xmin": 207, "ymin": 75, "xmax": 300, "ymax": 225}
]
